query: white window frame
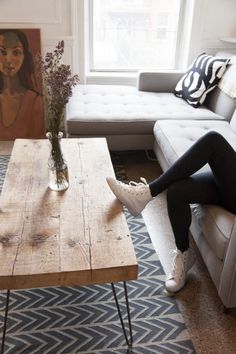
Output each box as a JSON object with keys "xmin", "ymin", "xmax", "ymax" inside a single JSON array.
[
  {"xmin": 88, "ymin": 0, "xmax": 187, "ymax": 73},
  {"xmin": 81, "ymin": 0, "xmax": 198, "ymax": 85}
]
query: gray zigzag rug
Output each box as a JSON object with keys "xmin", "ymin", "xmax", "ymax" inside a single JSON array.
[{"xmin": 0, "ymin": 155, "xmax": 195, "ymax": 354}]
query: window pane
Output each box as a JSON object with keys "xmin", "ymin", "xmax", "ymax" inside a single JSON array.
[{"xmin": 91, "ymin": 0, "xmax": 182, "ymax": 71}]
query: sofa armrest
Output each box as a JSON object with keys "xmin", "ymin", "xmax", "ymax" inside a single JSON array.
[
  {"xmin": 219, "ymin": 218, "xmax": 236, "ymax": 308},
  {"xmin": 137, "ymin": 71, "xmax": 184, "ymax": 92}
]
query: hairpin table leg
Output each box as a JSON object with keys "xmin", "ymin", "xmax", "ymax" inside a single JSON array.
[
  {"xmin": 1, "ymin": 289, "xmax": 10, "ymax": 354},
  {"xmin": 111, "ymin": 282, "xmax": 133, "ymax": 348}
]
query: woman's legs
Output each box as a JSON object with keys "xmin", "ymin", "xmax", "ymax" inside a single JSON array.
[
  {"xmin": 149, "ymin": 131, "xmax": 236, "ymax": 213},
  {"xmin": 166, "ymin": 172, "xmax": 220, "ymax": 252},
  {"xmin": 106, "ymin": 131, "xmax": 236, "ymax": 292}
]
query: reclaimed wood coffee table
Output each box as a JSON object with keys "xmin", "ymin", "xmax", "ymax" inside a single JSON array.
[{"xmin": 0, "ymin": 138, "xmax": 138, "ymax": 353}]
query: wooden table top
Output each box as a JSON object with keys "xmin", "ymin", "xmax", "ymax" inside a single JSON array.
[{"xmin": 0, "ymin": 138, "xmax": 138, "ymax": 290}]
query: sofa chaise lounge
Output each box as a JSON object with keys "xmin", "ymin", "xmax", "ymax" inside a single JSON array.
[{"xmin": 66, "ymin": 54, "xmax": 236, "ymax": 309}]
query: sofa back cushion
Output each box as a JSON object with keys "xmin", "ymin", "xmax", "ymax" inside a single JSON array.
[
  {"xmin": 204, "ymin": 87, "xmax": 236, "ymax": 121},
  {"xmin": 204, "ymin": 51, "xmax": 236, "ymax": 121}
]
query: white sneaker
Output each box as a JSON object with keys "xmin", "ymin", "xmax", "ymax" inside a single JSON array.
[
  {"xmin": 165, "ymin": 249, "xmax": 186, "ymax": 293},
  {"xmin": 106, "ymin": 177, "xmax": 152, "ymax": 216}
]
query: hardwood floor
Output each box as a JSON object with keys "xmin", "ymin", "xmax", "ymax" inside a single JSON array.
[{"xmin": 118, "ymin": 150, "xmax": 236, "ymax": 354}]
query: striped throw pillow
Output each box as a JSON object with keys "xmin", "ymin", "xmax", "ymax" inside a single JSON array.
[{"xmin": 174, "ymin": 53, "xmax": 230, "ymax": 108}]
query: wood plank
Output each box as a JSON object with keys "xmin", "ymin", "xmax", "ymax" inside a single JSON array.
[
  {"xmin": 88, "ymin": 197, "xmax": 138, "ymax": 284},
  {"xmin": 61, "ymin": 138, "xmax": 137, "ymax": 282},
  {"xmin": 0, "ymin": 138, "xmax": 138, "ymax": 290}
]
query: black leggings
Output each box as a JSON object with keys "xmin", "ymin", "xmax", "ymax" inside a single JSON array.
[{"xmin": 149, "ymin": 131, "xmax": 236, "ymax": 252}]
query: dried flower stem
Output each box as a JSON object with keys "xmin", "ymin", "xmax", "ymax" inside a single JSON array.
[{"xmin": 36, "ymin": 41, "xmax": 79, "ymax": 188}]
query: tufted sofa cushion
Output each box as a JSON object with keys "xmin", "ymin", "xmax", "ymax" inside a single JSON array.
[
  {"xmin": 66, "ymin": 85, "xmax": 224, "ymax": 136},
  {"xmin": 153, "ymin": 118, "xmax": 236, "ymax": 262}
]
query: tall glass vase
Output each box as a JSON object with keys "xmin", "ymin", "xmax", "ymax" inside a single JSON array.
[{"xmin": 46, "ymin": 132, "xmax": 69, "ymax": 191}]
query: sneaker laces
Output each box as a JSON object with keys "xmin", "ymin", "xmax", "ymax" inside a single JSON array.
[
  {"xmin": 129, "ymin": 177, "xmax": 148, "ymax": 187},
  {"xmin": 114, "ymin": 177, "xmax": 148, "ymax": 196}
]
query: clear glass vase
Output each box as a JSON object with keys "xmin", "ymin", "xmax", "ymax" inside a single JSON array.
[{"xmin": 46, "ymin": 132, "xmax": 69, "ymax": 191}]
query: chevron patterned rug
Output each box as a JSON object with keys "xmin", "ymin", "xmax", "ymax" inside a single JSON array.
[{"xmin": 0, "ymin": 155, "xmax": 195, "ymax": 354}]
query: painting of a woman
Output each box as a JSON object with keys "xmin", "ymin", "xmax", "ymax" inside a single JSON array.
[{"xmin": 0, "ymin": 29, "xmax": 45, "ymax": 139}]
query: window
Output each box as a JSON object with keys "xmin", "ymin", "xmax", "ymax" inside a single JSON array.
[{"xmin": 89, "ymin": 0, "xmax": 184, "ymax": 71}]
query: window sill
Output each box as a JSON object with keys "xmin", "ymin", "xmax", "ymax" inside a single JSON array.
[{"xmin": 86, "ymin": 71, "xmax": 138, "ymax": 86}]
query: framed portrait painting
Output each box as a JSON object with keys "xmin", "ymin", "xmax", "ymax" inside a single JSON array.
[{"xmin": 0, "ymin": 28, "xmax": 45, "ymax": 140}]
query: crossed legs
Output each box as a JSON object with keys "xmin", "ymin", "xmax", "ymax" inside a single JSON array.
[{"xmin": 107, "ymin": 131, "xmax": 236, "ymax": 292}]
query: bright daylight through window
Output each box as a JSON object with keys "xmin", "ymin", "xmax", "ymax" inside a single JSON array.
[{"xmin": 90, "ymin": 0, "xmax": 183, "ymax": 71}]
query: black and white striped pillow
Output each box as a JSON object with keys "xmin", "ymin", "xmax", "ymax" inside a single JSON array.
[{"xmin": 174, "ymin": 53, "xmax": 230, "ymax": 108}]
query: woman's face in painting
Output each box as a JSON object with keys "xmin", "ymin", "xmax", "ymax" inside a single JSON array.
[{"xmin": 0, "ymin": 32, "xmax": 25, "ymax": 77}]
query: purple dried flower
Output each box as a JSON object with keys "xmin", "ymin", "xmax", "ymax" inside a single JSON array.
[{"xmin": 36, "ymin": 41, "xmax": 80, "ymax": 134}]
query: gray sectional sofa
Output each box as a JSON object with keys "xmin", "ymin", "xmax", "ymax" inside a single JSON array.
[{"xmin": 66, "ymin": 55, "xmax": 236, "ymax": 309}]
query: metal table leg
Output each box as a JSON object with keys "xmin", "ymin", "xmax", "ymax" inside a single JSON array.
[
  {"xmin": 1, "ymin": 289, "xmax": 10, "ymax": 354},
  {"xmin": 111, "ymin": 282, "xmax": 133, "ymax": 348}
]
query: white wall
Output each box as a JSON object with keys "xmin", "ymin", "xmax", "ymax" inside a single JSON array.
[
  {"xmin": 1, "ymin": 0, "xmax": 236, "ymax": 84},
  {"xmin": 188, "ymin": 0, "xmax": 236, "ymax": 62}
]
